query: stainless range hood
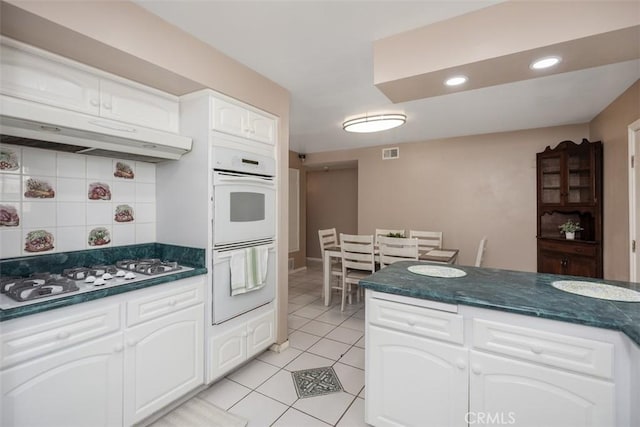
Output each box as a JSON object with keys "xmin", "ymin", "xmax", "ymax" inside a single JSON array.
[{"xmin": 0, "ymin": 95, "xmax": 192, "ymax": 162}]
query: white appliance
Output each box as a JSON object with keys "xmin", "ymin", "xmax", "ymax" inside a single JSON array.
[
  {"xmin": 0, "ymin": 96, "xmax": 192, "ymax": 162},
  {"xmin": 212, "ymin": 146, "xmax": 276, "ymax": 246},
  {"xmin": 211, "ymin": 145, "xmax": 276, "ymax": 324},
  {"xmin": 212, "ymin": 240, "xmax": 276, "ymax": 324}
]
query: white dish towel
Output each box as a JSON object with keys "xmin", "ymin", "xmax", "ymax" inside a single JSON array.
[{"xmin": 230, "ymin": 246, "xmax": 269, "ymax": 296}]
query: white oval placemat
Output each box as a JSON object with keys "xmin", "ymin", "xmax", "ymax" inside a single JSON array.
[
  {"xmin": 551, "ymin": 280, "xmax": 640, "ymax": 302},
  {"xmin": 408, "ymin": 265, "xmax": 467, "ymax": 278}
]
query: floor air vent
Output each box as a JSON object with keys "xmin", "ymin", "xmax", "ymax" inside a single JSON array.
[{"xmin": 382, "ymin": 147, "xmax": 399, "ymax": 160}]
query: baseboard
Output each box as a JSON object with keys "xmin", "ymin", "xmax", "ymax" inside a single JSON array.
[
  {"xmin": 306, "ymin": 257, "xmax": 322, "ymax": 262},
  {"xmin": 289, "ymin": 266, "xmax": 307, "ymax": 274},
  {"xmin": 269, "ymin": 340, "xmax": 290, "ymax": 353}
]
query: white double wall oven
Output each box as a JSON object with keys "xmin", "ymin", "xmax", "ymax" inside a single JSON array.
[{"xmin": 211, "ymin": 140, "xmax": 277, "ymax": 324}]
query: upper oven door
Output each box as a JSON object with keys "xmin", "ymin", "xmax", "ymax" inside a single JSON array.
[{"xmin": 213, "ymin": 171, "xmax": 276, "ymax": 246}]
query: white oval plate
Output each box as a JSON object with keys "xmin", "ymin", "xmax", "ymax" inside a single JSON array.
[
  {"xmin": 552, "ymin": 280, "xmax": 640, "ymax": 302},
  {"xmin": 407, "ymin": 265, "xmax": 467, "ymax": 278}
]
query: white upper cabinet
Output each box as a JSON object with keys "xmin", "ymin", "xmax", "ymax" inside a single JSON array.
[
  {"xmin": 99, "ymin": 80, "xmax": 179, "ymax": 133},
  {"xmin": 0, "ymin": 39, "xmax": 180, "ymax": 133},
  {"xmin": 246, "ymin": 110, "xmax": 276, "ymax": 144},
  {"xmin": 0, "ymin": 43, "xmax": 100, "ymax": 116},
  {"xmin": 211, "ymin": 97, "xmax": 276, "ymax": 145}
]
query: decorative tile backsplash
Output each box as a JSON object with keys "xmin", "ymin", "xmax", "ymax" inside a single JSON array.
[{"xmin": 0, "ymin": 145, "xmax": 156, "ymax": 258}]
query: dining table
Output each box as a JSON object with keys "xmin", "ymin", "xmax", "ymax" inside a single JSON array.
[{"xmin": 322, "ymin": 246, "xmax": 459, "ymax": 306}]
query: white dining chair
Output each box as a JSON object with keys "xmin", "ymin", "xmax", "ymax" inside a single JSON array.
[
  {"xmin": 409, "ymin": 230, "xmax": 443, "ymax": 252},
  {"xmin": 378, "ymin": 236, "xmax": 419, "ymax": 268},
  {"xmin": 318, "ymin": 228, "xmax": 342, "ymax": 298},
  {"xmin": 340, "ymin": 233, "xmax": 375, "ymax": 312},
  {"xmin": 475, "ymin": 236, "xmax": 488, "ymax": 267},
  {"xmin": 375, "ymin": 228, "xmax": 406, "ymax": 245}
]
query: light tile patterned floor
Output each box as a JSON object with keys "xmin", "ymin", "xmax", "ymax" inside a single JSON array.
[{"xmin": 197, "ymin": 260, "xmax": 368, "ymax": 427}]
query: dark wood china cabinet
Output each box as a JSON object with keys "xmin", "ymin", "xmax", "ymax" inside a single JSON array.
[{"xmin": 536, "ymin": 139, "xmax": 603, "ymax": 278}]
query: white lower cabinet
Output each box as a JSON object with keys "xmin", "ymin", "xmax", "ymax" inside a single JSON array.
[
  {"xmin": 365, "ymin": 290, "xmax": 630, "ymax": 427},
  {"xmin": 367, "ymin": 325, "xmax": 468, "ymax": 427},
  {"xmin": 208, "ymin": 305, "xmax": 275, "ymax": 383},
  {"xmin": 469, "ymin": 351, "xmax": 614, "ymax": 427},
  {"xmin": 0, "ymin": 276, "xmax": 206, "ymax": 427},
  {"xmin": 124, "ymin": 304, "xmax": 204, "ymax": 425},
  {"xmin": 1, "ymin": 333, "xmax": 123, "ymax": 427}
]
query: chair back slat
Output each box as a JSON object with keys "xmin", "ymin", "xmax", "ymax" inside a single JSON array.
[
  {"xmin": 409, "ymin": 230, "xmax": 443, "ymax": 251},
  {"xmin": 475, "ymin": 236, "xmax": 488, "ymax": 267},
  {"xmin": 318, "ymin": 228, "xmax": 338, "ymax": 252},
  {"xmin": 378, "ymin": 236, "xmax": 419, "ymax": 267},
  {"xmin": 340, "ymin": 233, "xmax": 375, "ymax": 273}
]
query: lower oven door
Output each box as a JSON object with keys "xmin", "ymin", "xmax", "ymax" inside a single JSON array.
[{"xmin": 212, "ymin": 242, "xmax": 276, "ymax": 324}]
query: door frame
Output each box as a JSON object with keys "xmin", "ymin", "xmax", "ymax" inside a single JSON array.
[{"xmin": 629, "ymin": 118, "xmax": 640, "ymax": 282}]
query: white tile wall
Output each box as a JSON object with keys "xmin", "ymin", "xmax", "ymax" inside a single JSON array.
[{"xmin": 0, "ymin": 144, "xmax": 157, "ymax": 258}]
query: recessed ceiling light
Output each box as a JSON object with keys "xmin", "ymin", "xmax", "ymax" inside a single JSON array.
[
  {"xmin": 445, "ymin": 76, "xmax": 468, "ymax": 86},
  {"xmin": 343, "ymin": 114, "xmax": 406, "ymax": 133},
  {"xmin": 530, "ymin": 56, "xmax": 562, "ymax": 70}
]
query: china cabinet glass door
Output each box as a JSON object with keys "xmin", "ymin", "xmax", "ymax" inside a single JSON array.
[
  {"xmin": 540, "ymin": 155, "xmax": 561, "ymax": 204},
  {"xmin": 566, "ymin": 150, "xmax": 593, "ymax": 204}
]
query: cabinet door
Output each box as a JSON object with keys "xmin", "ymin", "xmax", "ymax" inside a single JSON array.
[
  {"xmin": 247, "ymin": 309, "xmax": 275, "ymax": 357},
  {"xmin": 366, "ymin": 325, "xmax": 468, "ymax": 427},
  {"xmin": 565, "ymin": 254, "xmax": 598, "ymax": 278},
  {"xmin": 100, "ymin": 79, "xmax": 179, "ymax": 132},
  {"xmin": 211, "ymin": 98, "xmax": 247, "ymax": 137},
  {"xmin": 538, "ymin": 250, "xmax": 565, "ymax": 275},
  {"xmin": 566, "ymin": 148, "xmax": 595, "ymax": 205},
  {"xmin": 469, "ymin": 351, "xmax": 614, "ymax": 427},
  {"xmin": 0, "ymin": 44, "xmax": 100, "ymax": 115},
  {"xmin": 209, "ymin": 321, "xmax": 247, "ymax": 382},
  {"xmin": 538, "ymin": 152, "xmax": 563, "ymax": 205},
  {"xmin": 123, "ymin": 304, "xmax": 204, "ymax": 425},
  {"xmin": 1, "ymin": 333, "xmax": 123, "ymax": 427},
  {"xmin": 246, "ymin": 111, "xmax": 276, "ymax": 145}
]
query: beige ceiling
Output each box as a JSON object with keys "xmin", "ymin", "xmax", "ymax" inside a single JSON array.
[{"xmin": 374, "ymin": 1, "xmax": 640, "ymax": 102}]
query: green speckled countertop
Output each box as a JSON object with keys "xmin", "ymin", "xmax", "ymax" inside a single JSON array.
[
  {"xmin": 0, "ymin": 243, "xmax": 207, "ymax": 322},
  {"xmin": 359, "ymin": 261, "xmax": 640, "ymax": 346}
]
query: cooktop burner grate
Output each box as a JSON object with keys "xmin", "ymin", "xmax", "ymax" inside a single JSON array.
[
  {"xmin": 116, "ymin": 259, "xmax": 181, "ymax": 275},
  {"xmin": 0, "ymin": 276, "xmax": 79, "ymax": 302}
]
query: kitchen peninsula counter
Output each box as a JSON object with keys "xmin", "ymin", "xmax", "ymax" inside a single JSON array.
[
  {"xmin": 361, "ymin": 262, "xmax": 640, "ymax": 427},
  {"xmin": 359, "ymin": 261, "xmax": 640, "ymax": 345}
]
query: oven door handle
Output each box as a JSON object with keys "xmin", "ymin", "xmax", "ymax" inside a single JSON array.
[
  {"xmin": 215, "ymin": 174, "xmax": 275, "ymax": 187},
  {"xmin": 214, "ymin": 244, "xmax": 276, "ymax": 262}
]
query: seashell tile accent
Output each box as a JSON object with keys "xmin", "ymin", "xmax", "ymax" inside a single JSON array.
[
  {"xmin": 114, "ymin": 161, "xmax": 134, "ymax": 179},
  {"xmin": 25, "ymin": 229, "xmax": 54, "ymax": 252},
  {"xmin": 88, "ymin": 182, "xmax": 112, "ymax": 200},
  {"xmin": 114, "ymin": 204, "xmax": 134, "ymax": 223},
  {"xmin": 0, "ymin": 147, "xmax": 20, "ymax": 171},
  {"xmin": 0, "ymin": 204, "xmax": 20, "ymax": 227},
  {"xmin": 88, "ymin": 227, "xmax": 111, "ymax": 247},
  {"xmin": 24, "ymin": 178, "xmax": 55, "ymax": 199}
]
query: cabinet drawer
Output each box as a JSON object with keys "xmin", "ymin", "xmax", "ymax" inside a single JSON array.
[
  {"xmin": 1, "ymin": 304, "xmax": 120, "ymax": 368},
  {"xmin": 369, "ymin": 297, "xmax": 463, "ymax": 344},
  {"xmin": 126, "ymin": 278, "xmax": 204, "ymax": 327},
  {"xmin": 472, "ymin": 319, "xmax": 613, "ymax": 379},
  {"xmin": 538, "ymin": 240, "xmax": 597, "ymax": 257}
]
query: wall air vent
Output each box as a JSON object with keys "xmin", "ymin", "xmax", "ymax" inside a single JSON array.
[{"xmin": 382, "ymin": 147, "xmax": 399, "ymax": 160}]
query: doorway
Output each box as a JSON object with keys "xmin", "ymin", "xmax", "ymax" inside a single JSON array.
[
  {"xmin": 629, "ymin": 119, "xmax": 640, "ymax": 282},
  {"xmin": 306, "ymin": 163, "xmax": 358, "ymax": 260}
]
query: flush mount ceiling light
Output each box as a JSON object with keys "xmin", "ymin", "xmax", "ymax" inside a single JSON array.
[
  {"xmin": 342, "ymin": 114, "xmax": 406, "ymax": 133},
  {"xmin": 445, "ymin": 75, "xmax": 468, "ymax": 86},
  {"xmin": 530, "ymin": 56, "xmax": 562, "ymax": 70}
]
